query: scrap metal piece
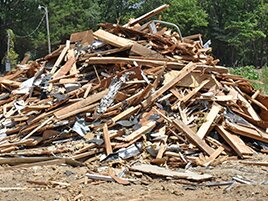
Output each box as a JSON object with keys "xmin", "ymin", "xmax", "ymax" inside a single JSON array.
[{"xmin": 97, "ymin": 72, "xmax": 133, "ymax": 114}]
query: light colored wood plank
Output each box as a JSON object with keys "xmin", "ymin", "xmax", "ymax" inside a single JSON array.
[
  {"xmin": 103, "ymin": 123, "xmax": 112, "ymax": 155},
  {"xmin": 181, "ymin": 79, "xmax": 210, "ymax": 103},
  {"xmin": 225, "ymin": 121, "xmax": 268, "ymax": 144},
  {"xmin": 123, "ymin": 121, "xmax": 156, "ymax": 142},
  {"xmin": 197, "ymin": 103, "xmax": 222, "ymax": 139},
  {"xmin": 173, "ymin": 119, "xmax": 214, "ymax": 156},
  {"xmin": 216, "ymin": 125, "xmax": 254, "ymax": 157},
  {"xmin": 111, "ymin": 105, "xmax": 141, "ymax": 125},
  {"xmin": 53, "ymin": 50, "xmax": 76, "ymax": 79},
  {"xmin": 142, "ymin": 62, "xmax": 197, "ymax": 108},
  {"xmin": 93, "ymin": 29, "xmax": 133, "ymax": 48},
  {"xmin": 50, "ymin": 40, "xmax": 70, "ymax": 74},
  {"xmin": 130, "ymin": 164, "xmax": 212, "ymax": 181},
  {"xmin": 202, "ymin": 146, "xmax": 224, "ymax": 166},
  {"xmin": 54, "ymin": 89, "xmax": 108, "ymax": 119},
  {"xmin": 124, "ymin": 4, "xmax": 169, "ymax": 27}
]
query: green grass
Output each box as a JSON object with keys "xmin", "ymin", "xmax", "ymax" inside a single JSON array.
[{"xmin": 230, "ymin": 65, "xmax": 268, "ymax": 95}]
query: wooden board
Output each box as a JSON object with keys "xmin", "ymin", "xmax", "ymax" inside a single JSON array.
[
  {"xmin": 173, "ymin": 119, "xmax": 214, "ymax": 156},
  {"xmin": 103, "ymin": 123, "xmax": 112, "ymax": 155},
  {"xmin": 123, "ymin": 121, "xmax": 156, "ymax": 142},
  {"xmin": 216, "ymin": 125, "xmax": 254, "ymax": 157},
  {"xmin": 130, "ymin": 164, "xmax": 212, "ymax": 181},
  {"xmin": 225, "ymin": 121, "xmax": 268, "ymax": 144},
  {"xmin": 196, "ymin": 104, "xmax": 222, "ymax": 139},
  {"xmin": 54, "ymin": 89, "xmax": 108, "ymax": 119}
]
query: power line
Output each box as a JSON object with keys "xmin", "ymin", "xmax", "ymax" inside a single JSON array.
[{"xmin": 14, "ymin": 13, "xmax": 46, "ymax": 38}]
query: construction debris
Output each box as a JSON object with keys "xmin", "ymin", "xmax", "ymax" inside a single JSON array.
[{"xmin": 0, "ymin": 4, "xmax": 268, "ymax": 183}]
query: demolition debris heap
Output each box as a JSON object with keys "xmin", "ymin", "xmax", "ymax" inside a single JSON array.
[{"xmin": 0, "ymin": 4, "xmax": 268, "ymax": 182}]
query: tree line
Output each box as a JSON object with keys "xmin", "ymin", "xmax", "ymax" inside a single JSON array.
[{"xmin": 0, "ymin": 0, "xmax": 267, "ymax": 69}]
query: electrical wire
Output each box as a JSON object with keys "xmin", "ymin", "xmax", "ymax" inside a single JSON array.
[{"xmin": 14, "ymin": 13, "xmax": 46, "ymax": 38}]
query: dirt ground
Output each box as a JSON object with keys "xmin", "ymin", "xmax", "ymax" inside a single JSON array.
[{"xmin": 0, "ymin": 154, "xmax": 268, "ymax": 201}]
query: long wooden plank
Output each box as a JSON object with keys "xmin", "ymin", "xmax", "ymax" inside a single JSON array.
[
  {"xmin": 142, "ymin": 62, "xmax": 196, "ymax": 108},
  {"xmin": 181, "ymin": 79, "xmax": 210, "ymax": 103},
  {"xmin": 93, "ymin": 30, "xmax": 161, "ymax": 57},
  {"xmin": 124, "ymin": 4, "xmax": 169, "ymax": 27},
  {"xmin": 123, "ymin": 121, "xmax": 156, "ymax": 142},
  {"xmin": 225, "ymin": 121, "xmax": 268, "ymax": 144},
  {"xmin": 202, "ymin": 146, "xmax": 224, "ymax": 167},
  {"xmin": 111, "ymin": 105, "xmax": 141, "ymax": 125},
  {"xmin": 173, "ymin": 119, "xmax": 214, "ymax": 156},
  {"xmin": 197, "ymin": 104, "xmax": 222, "ymax": 139},
  {"xmin": 216, "ymin": 125, "xmax": 254, "ymax": 157},
  {"xmin": 84, "ymin": 57, "xmax": 228, "ymax": 73},
  {"xmin": 103, "ymin": 123, "xmax": 112, "ymax": 155},
  {"xmin": 130, "ymin": 164, "xmax": 212, "ymax": 181},
  {"xmin": 54, "ymin": 89, "xmax": 108, "ymax": 119},
  {"xmin": 53, "ymin": 50, "xmax": 76, "ymax": 79},
  {"xmin": 93, "ymin": 29, "xmax": 132, "ymax": 48},
  {"xmin": 50, "ymin": 40, "xmax": 70, "ymax": 74}
]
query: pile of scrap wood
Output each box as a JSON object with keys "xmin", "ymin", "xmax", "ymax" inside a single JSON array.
[{"xmin": 1, "ymin": 4, "xmax": 268, "ymax": 182}]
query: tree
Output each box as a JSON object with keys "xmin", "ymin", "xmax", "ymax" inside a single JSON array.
[
  {"xmin": 163, "ymin": 0, "xmax": 208, "ymax": 36},
  {"xmin": 200, "ymin": 0, "xmax": 266, "ymax": 66}
]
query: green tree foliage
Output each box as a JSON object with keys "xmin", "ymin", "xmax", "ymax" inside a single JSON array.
[
  {"xmin": 163, "ymin": 0, "xmax": 208, "ymax": 36},
  {"xmin": 0, "ymin": 0, "xmax": 267, "ymax": 68},
  {"xmin": 200, "ymin": 0, "xmax": 267, "ymax": 66}
]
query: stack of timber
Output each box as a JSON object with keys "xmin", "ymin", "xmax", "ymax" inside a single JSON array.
[{"xmin": 0, "ymin": 4, "xmax": 268, "ymax": 182}]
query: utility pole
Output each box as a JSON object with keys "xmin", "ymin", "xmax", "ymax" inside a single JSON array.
[
  {"xmin": 5, "ymin": 30, "xmax": 11, "ymax": 72},
  {"xmin": 38, "ymin": 5, "xmax": 51, "ymax": 54}
]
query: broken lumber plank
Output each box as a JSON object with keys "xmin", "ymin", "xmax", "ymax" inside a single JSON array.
[
  {"xmin": 54, "ymin": 89, "xmax": 108, "ymax": 119},
  {"xmin": 123, "ymin": 121, "xmax": 156, "ymax": 142},
  {"xmin": 124, "ymin": 4, "xmax": 169, "ymax": 27},
  {"xmin": 22, "ymin": 116, "xmax": 53, "ymax": 140},
  {"xmin": 238, "ymin": 93, "xmax": 261, "ymax": 121},
  {"xmin": 142, "ymin": 62, "xmax": 197, "ymax": 108},
  {"xmin": 130, "ymin": 164, "xmax": 212, "ymax": 181},
  {"xmin": 202, "ymin": 146, "xmax": 224, "ymax": 167},
  {"xmin": 110, "ymin": 105, "xmax": 141, "ymax": 125},
  {"xmin": 50, "ymin": 40, "xmax": 70, "ymax": 74},
  {"xmin": 93, "ymin": 30, "xmax": 161, "ymax": 57},
  {"xmin": 181, "ymin": 79, "xmax": 210, "ymax": 103},
  {"xmin": 196, "ymin": 103, "xmax": 222, "ymax": 139},
  {"xmin": 103, "ymin": 123, "xmax": 112, "ymax": 155},
  {"xmin": 216, "ymin": 125, "xmax": 254, "ymax": 157},
  {"xmin": 84, "ymin": 57, "xmax": 228, "ymax": 73},
  {"xmin": 53, "ymin": 50, "xmax": 76, "ymax": 79},
  {"xmin": 225, "ymin": 121, "xmax": 268, "ymax": 144},
  {"xmin": 173, "ymin": 119, "xmax": 214, "ymax": 156},
  {"xmin": 93, "ymin": 29, "xmax": 133, "ymax": 47}
]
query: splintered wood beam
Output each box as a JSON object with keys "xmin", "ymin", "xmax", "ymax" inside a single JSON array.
[
  {"xmin": 54, "ymin": 89, "xmax": 108, "ymax": 119},
  {"xmin": 103, "ymin": 123, "xmax": 112, "ymax": 155},
  {"xmin": 123, "ymin": 121, "xmax": 156, "ymax": 142},
  {"xmin": 173, "ymin": 119, "xmax": 214, "ymax": 156},
  {"xmin": 216, "ymin": 125, "xmax": 254, "ymax": 157},
  {"xmin": 124, "ymin": 4, "xmax": 170, "ymax": 27},
  {"xmin": 142, "ymin": 62, "xmax": 197, "ymax": 108},
  {"xmin": 196, "ymin": 103, "xmax": 222, "ymax": 139}
]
